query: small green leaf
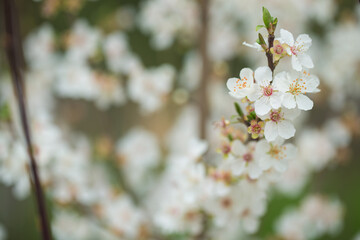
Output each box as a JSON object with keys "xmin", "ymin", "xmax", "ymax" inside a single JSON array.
[
  {"xmin": 258, "ymin": 33, "xmax": 266, "ymax": 45},
  {"xmin": 262, "ymin": 7, "xmax": 272, "ymax": 29},
  {"xmin": 273, "ymin": 17, "xmax": 278, "ymax": 30},
  {"xmin": 256, "ymin": 25, "xmax": 265, "ymax": 31},
  {"xmin": 234, "ymin": 102, "xmax": 244, "ymax": 118},
  {"xmin": 227, "ymin": 134, "xmax": 233, "ymax": 142}
]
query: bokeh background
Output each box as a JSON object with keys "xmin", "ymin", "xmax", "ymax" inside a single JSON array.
[{"xmin": 0, "ymin": 0, "xmax": 360, "ymax": 239}]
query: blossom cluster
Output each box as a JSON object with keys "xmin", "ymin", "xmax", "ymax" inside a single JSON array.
[
  {"xmin": 0, "ymin": 1, "xmax": 358, "ymax": 240},
  {"xmin": 275, "ymin": 195, "xmax": 343, "ymax": 240}
]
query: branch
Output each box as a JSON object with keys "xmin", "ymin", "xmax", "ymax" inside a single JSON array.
[
  {"xmin": 2, "ymin": 0, "xmax": 52, "ymax": 239},
  {"xmin": 266, "ymin": 33, "xmax": 275, "ymax": 73},
  {"xmin": 198, "ymin": 0, "xmax": 210, "ymax": 140}
]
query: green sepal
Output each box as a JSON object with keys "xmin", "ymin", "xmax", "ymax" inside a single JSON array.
[
  {"xmin": 234, "ymin": 102, "xmax": 244, "ymax": 118},
  {"xmin": 227, "ymin": 134, "xmax": 233, "ymax": 142},
  {"xmin": 256, "ymin": 25, "xmax": 265, "ymax": 31},
  {"xmin": 247, "ymin": 111, "xmax": 257, "ymax": 121},
  {"xmin": 272, "ymin": 17, "xmax": 278, "ymax": 30},
  {"xmin": 258, "ymin": 33, "xmax": 266, "ymax": 45}
]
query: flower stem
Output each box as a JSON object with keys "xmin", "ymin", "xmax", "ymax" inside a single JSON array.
[{"xmin": 2, "ymin": 0, "xmax": 52, "ymax": 239}]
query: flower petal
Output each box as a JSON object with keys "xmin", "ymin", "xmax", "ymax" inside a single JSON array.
[
  {"xmin": 295, "ymin": 34, "xmax": 312, "ymax": 51},
  {"xmin": 280, "ymin": 29, "xmax": 295, "ymax": 46},
  {"xmin": 243, "ymin": 41, "xmax": 262, "ymax": 51},
  {"xmin": 282, "ymin": 107, "xmax": 300, "ymax": 120},
  {"xmin": 248, "ymin": 163, "xmax": 263, "ymax": 179},
  {"xmin": 291, "ymin": 55, "xmax": 302, "ymax": 71},
  {"xmin": 264, "ymin": 121, "xmax": 278, "ymax": 141},
  {"xmin": 282, "ymin": 93, "xmax": 296, "ymax": 109},
  {"xmin": 273, "ymin": 71, "xmax": 290, "ymax": 92},
  {"xmin": 278, "ymin": 120, "xmax": 296, "ymax": 139},
  {"xmin": 296, "ymin": 94, "xmax": 313, "ymax": 110},
  {"xmin": 254, "ymin": 66, "xmax": 272, "ymax": 86},
  {"xmin": 231, "ymin": 140, "xmax": 247, "ymax": 156},
  {"xmin": 254, "ymin": 97, "xmax": 271, "ymax": 115},
  {"xmin": 240, "ymin": 68, "xmax": 254, "ymax": 82},
  {"xmin": 226, "ymin": 78, "xmax": 243, "ymax": 98},
  {"xmin": 247, "ymin": 84, "xmax": 262, "ymax": 101},
  {"xmin": 298, "ymin": 54, "xmax": 314, "ymax": 69},
  {"xmin": 269, "ymin": 92, "xmax": 283, "ymax": 109},
  {"xmin": 274, "ymin": 161, "xmax": 287, "ymax": 172},
  {"xmin": 304, "ymin": 75, "xmax": 320, "ymax": 92}
]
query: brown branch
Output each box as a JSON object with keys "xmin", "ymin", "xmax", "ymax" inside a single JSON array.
[
  {"xmin": 266, "ymin": 33, "xmax": 275, "ymax": 73},
  {"xmin": 198, "ymin": 0, "xmax": 210, "ymax": 140},
  {"xmin": 2, "ymin": 0, "xmax": 52, "ymax": 239}
]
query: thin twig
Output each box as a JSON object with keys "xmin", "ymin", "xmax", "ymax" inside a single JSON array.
[
  {"xmin": 195, "ymin": 0, "xmax": 211, "ymax": 239},
  {"xmin": 266, "ymin": 33, "xmax": 275, "ymax": 73},
  {"xmin": 198, "ymin": 0, "xmax": 210, "ymax": 140},
  {"xmin": 2, "ymin": 0, "xmax": 52, "ymax": 239}
]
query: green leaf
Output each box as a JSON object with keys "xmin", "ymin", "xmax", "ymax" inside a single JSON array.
[
  {"xmin": 262, "ymin": 7, "xmax": 272, "ymax": 29},
  {"xmin": 234, "ymin": 102, "xmax": 244, "ymax": 118},
  {"xmin": 256, "ymin": 25, "xmax": 265, "ymax": 31},
  {"xmin": 273, "ymin": 17, "xmax": 278, "ymax": 30},
  {"xmin": 258, "ymin": 33, "xmax": 266, "ymax": 45},
  {"xmin": 227, "ymin": 134, "xmax": 233, "ymax": 142}
]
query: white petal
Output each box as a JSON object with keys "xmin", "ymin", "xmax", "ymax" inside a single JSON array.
[
  {"xmin": 240, "ymin": 68, "xmax": 254, "ymax": 83},
  {"xmin": 247, "ymin": 84, "xmax": 262, "ymax": 101},
  {"xmin": 304, "ymin": 75, "xmax": 320, "ymax": 92},
  {"xmin": 243, "ymin": 218, "xmax": 259, "ymax": 234},
  {"xmin": 284, "ymin": 143, "xmax": 297, "ymax": 159},
  {"xmin": 231, "ymin": 140, "xmax": 247, "ymax": 156},
  {"xmin": 255, "ymin": 139, "xmax": 270, "ymax": 156},
  {"xmin": 243, "ymin": 41, "xmax": 262, "ymax": 51},
  {"xmin": 259, "ymin": 157, "xmax": 273, "ymax": 171},
  {"xmin": 278, "ymin": 120, "xmax": 296, "ymax": 139},
  {"xmin": 254, "ymin": 97, "xmax": 271, "ymax": 115},
  {"xmin": 282, "ymin": 107, "xmax": 300, "ymax": 120},
  {"xmin": 254, "ymin": 66, "xmax": 272, "ymax": 86},
  {"xmin": 226, "ymin": 77, "xmax": 237, "ymax": 91},
  {"xmin": 273, "ymin": 71, "xmax": 290, "ymax": 92},
  {"xmin": 295, "ymin": 34, "xmax": 312, "ymax": 51},
  {"xmin": 274, "ymin": 161, "xmax": 287, "ymax": 172},
  {"xmin": 280, "ymin": 29, "xmax": 294, "ymax": 46},
  {"xmin": 269, "ymin": 92, "xmax": 282, "ymax": 109},
  {"xmin": 264, "ymin": 121, "xmax": 278, "ymax": 141},
  {"xmin": 296, "ymin": 94, "xmax": 313, "ymax": 110},
  {"xmin": 273, "ymin": 137, "xmax": 285, "ymax": 146},
  {"xmin": 226, "ymin": 77, "xmax": 245, "ymax": 99},
  {"xmin": 230, "ymin": 159, "xmax": 246, "ymax": 176},
  {"xmin": 248, "ymin": 163, "xmax": 263, "ymax": 179},
  {"xmin": 282, "ymin": 93, "xmax": 296, "ymax": 109},
  {"xmin": 298, "ymin": 54, "xmax": 314, "ymax": 69},
  {"xmin": 291, "ymin": 55, "xmax": 302, "ymax": 71}
]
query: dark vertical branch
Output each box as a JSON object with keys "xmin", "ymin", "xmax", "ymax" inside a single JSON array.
[
  {"xmin": 198, "ymin": 0, "xmax": 210, "ymax": 140},
  {"xmin": 194, "ymin": 1, "xmax": 210, "ymax": 239},
  {"xmin": 266, "ymin": 33, "xmax": 275, "ymax": 73},
  {"xmin": 2, "ymin": 0, "xmax": 52, "ymax": 239}
]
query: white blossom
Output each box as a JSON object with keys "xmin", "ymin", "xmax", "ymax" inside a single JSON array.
[
  {"xmin": 255, "ymin": 138, "xmax": 296, "ymax": 173},
  {"xmin": 260, "ymin": 107, "xmax": 300, "ymax": 141},
  {"xmin": 279, "ymin": 29, "xmax": 314, "ymax": 71},
  {"xmin": 247, "ymin": 66, "xmax": 284, "ymax": 115},
  {"xmin": 274, "ymin": 70, "xmax": 320, "ymax": 110}
]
